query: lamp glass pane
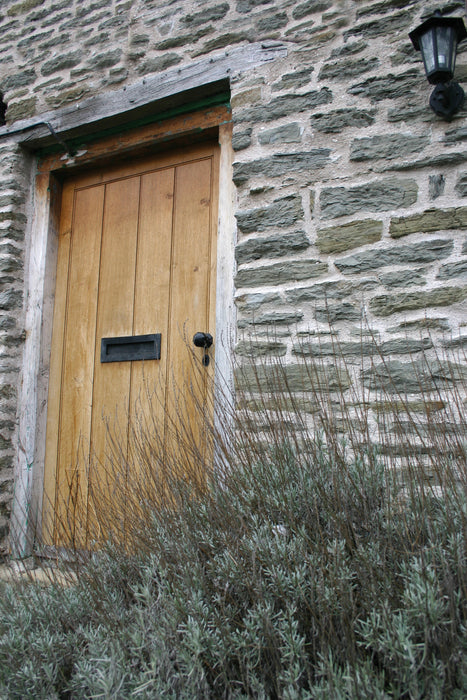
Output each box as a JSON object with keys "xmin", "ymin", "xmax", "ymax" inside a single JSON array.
[
  {"xmin": 435, "ymin": 25, "xmax": 455, "ymax": 72},
  {"xmin": 420, "ymin": 29, "xmax": 436, "ymax": 74}
]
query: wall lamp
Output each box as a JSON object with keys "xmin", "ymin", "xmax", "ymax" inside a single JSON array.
[{"xmin": 409, "ymin": 11, "xmax": 467, "ymax": 121}]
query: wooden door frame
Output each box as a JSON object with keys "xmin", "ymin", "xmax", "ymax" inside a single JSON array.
[{"xmin": 10, "ymin": 106, "xmax": 235, "ymax": 558}]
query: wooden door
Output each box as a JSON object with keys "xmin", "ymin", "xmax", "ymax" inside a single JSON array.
[{"xmin": 42, "ymin": 142, "xmax": 219, "ymax": 547}]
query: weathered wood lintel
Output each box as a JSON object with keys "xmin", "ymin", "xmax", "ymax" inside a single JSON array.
[{"xmin": 0, "ymin": 42, "xmax": 287, "ymax": 150}]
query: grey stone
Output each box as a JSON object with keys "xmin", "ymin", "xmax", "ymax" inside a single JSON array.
[
  {"xmin": 0, "ymin": 318, "xmax": 17, "ymax": 331},
  {"xmin": 272, "ymin": 69, "xmax": 313, "ymax": 92},
  {"xmin": 236, "ymin": 195, "xmax": 303, "ymax": 234},
  {"xmin": 156, "ymin": 26, "xmax": 212, "ymax": 50},
  {"xmin": 377, "ymin": 152, "xmax": 467, "ymax": 172},
  {"xmin": 1, "ymin": 69, "xmax": 36, "ymax": 89},
  {"xmin": 388, "ymin": 318, "xmax": 450, "ymax": 333},
  {"xmin": 330, "ymin": 40, "xmax": 367, "ymax": 58},
  {"xmin": 347, "ymin": 69, "xmax": 419, "ymax": 103},
  {"xmin": 235, "ymin": 340, "xmax": 287, "ymax": 357},
  {"xmin": 256, "ymin": 12, "xmax": 287, "ymax": 32},
  {"xmin": 293, "ymin": 337, "xmax": 431, "ymax": 357},
  {"xmin": 319, "ymin": 57, "xmax": 379, "ymax": 81},
  {"xmin": 455, "ymin": 172, "xmax": 467, "ymax": 197},
  {"xmin": 0, "ymin": 255, "xmax": 21, "ymax": 274},
  {"xmin": 437, "ymin": 261, "xmax": 467, "ymax": 280},
  {"xmin": 344, "ymin": 9, "xmax": 415, "ymax": 40},
  {"xmin": 335, "ymin": 239, "xmax": 453, "ymax": 274},
  {"xmin": 315, "ymin": 303, "xmax": 361, "ymax": 323},
  {"xmin": 378, "ymin": 269, "xmax": 426, "ymax": 287},
  {"xmin": 387, "ymin": 105, "xmax": 432, "ymax": 123},
  {"xmin": 236, "ymin": 260, "xmax": 328, "ymax": 287},
  {"xmin": 258, "ymin": 123, "xmax": 302, "ymax": 144},
  {"xmin": 137, "ymin": 53, "xmax": 182, "ymax": 74},
  {"xmin": 285, "ymin": 279, "xmax": 378, "ymax": 304},
  {"xmin": 235, "ymin": 362, "xmax": 351, "ymax": 393},
  {"xmin": 317, "ymin": 220, "xmax": 383, "ymax": 254},
  {"xmin": 356, "ymin": 0, "xmax": 415, "ymax": 17},
  {"xmin": 75, "ymin": 0, "xmax": 112, "ymax": 18},
  {"xmin": 350, "ymin": 133, "xmax": 429, "ymax": 162},
  {"xmin": 41, "ymin": 51, "xmax": 81, "ymax": 76},
  {"xmin": 0, "ymin": 290, "xmax": 22, "ymax": 310},
  {"xmin": 236, "ymin": 231, "xmax": 310, "ymax": 264},
  {"xmin": 442, "ymin": 335, "xmax": 467, "ymax": 350},
  {"xmin": 182, "ymin": 3, "xmax": 229, "ymax": 27},
  {"xmin": 292, "ymin": 0, "xmax": 332, "ymax": 20},
  {"xmin": 232, "ymin": 128, "xmax": 252, "ymax": 151},
  {"xmin": 429, "ymin": 174, "xmax": 445, "ymax": 200},
  {"xmin": 310, "ymin": 108, "xmax": 375, "ymax": 133},
  {"xmin": 235, "ymin": 88, "xmax": 332, "ymax": 123},
  {"xmin": 389, "ymin": 206, "xmax": 467, "ymax": 238},
  {"xmin": 463, "ymin": 239, "xmax": 467, "ymax": 254},
  {"xmin": 235, "ymin": 291, "xmax": 281, "ymax": 311},
  {"xmin": 88, "ymin": 49, "xmax": 121, "ymax": 69},
  {"xmin": 363, "ymin": 359, "xmax": 467, "ymax": 393},
  {"xmin": 192, "ymin": 32, "xmax": 254, "ymax": 57},
  {"xmin": 320, "ymin": 179, "xmax": 418, "ymax": 219},
  {"xmin": 370, "ymin": 287, "xmax": 467, "ymax": 317},
  {"xmin": 443, "ymin": 126, "xmax": 467, "ymax": 144},
  {"xmin": 233, "ymin": 151, "xmax": 331, "ymax": 185},
  {"xmin": 236, "ymin": 0, "xmax": 272, "ymax": 13},
  {"xmin": 238, "ymin": 310, "xmax": 303, "ymax": 328}
]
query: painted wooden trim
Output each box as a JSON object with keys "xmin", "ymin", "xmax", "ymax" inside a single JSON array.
[{"xmin": 37, "ymin": 104, "xmax": 231, "ymax": 173}]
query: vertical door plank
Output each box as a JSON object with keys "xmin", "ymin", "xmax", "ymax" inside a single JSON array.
[
  {"xmin": 88, "ymin": 176, "xmax": 140, "ymax": 542},
  {"xmin": 54, "ymin": 185, "xmax": 105, "ymax": 545},
  {"xmin": 129, "ymin": 168, "xmax": 175, "ymax": 483},
  {"xmin": 166, "ymin": 157, "xmax": 214, "ymax": 465}
]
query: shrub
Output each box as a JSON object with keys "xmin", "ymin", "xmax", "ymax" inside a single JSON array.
[{"xmin": 1, "ymin": 337, "xmax": 466, "ymax": 698}]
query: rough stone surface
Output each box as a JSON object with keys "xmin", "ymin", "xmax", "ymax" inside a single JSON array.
[
  {"xmin": 234, "ymin": 89, "xmax": 333, "ymax": 123},
  {"xmin": 233, "ymin": 151, "xmax": 331, "ymax": 185},
  {"xmin": 293, "ymin": 337, "xmax": 431, "ymax": 357},
  {"xmin": 389, "ymin": 207, "xmax": 467, "ymax": 238},
  {"xmin": 316, "ymin": 219, "xmax": 383, "ymax": 254},
  {"xmin": 235, "ymin": 362, "xmax": 351, "ymax": 393},
  {"xmin": 236, "ymin": 260, "xmax": 328, "ymax": 288},
  {"xmin": 350, "ymin": 134, "xmax": 429, "ymax": 162},
  {"xmin": 236, "ymin": 230, "xmax": 310, "ymax": 264},
  {"xmin": 257, "ymin": 123, "xmax": 302, "ymax": 144},
  {"xmin": 235, "ymin": 195, "xmax": 304, "ymax": 234},
  {"xmin": 429, "ymin": 174, "xmax": 445, "ymax": 200},
  {"xmin": 320, "ymin": 179, "xmax": 418, "ymax": 218},
  {"xmin": 363, "ymin": 359, "xmax": 467, "ymax": 394},
  {"xmin": 437, "ymin": 261, "xmax": 467, "ymax": 280},
  {"xmin": 378, "ymin": 269, "xmax": 426, "ymax": 288},
  {"xmin": 310, "ymin": 108, "xmax": 375, "ymax": 133},
  {"xmin": 347, "ymin": 70, "xmax": 419, "ymax": 102},
  {"xmin": 285, "ymin": 279, "xmax": 378, "ymax": 304},
  {"xmin": 335, "ymin": 239, "xmax": 453, "ymax": 274},
  {"xmin": 370, "ymin": 287, "xmax": 467, "ymax": 317}
]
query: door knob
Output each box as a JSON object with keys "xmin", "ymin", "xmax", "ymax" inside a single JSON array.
[
  {"xmin": 193, "ymin": 332, "xmax": 213, "ymax": 349},
  {"xmin": 193, "ymin": 332, "xmax": 213, "ymax": 366}
]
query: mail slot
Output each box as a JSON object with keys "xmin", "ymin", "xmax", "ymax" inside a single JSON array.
[{"xmin": 101, "ymin": 333, "xmax": 161, "ymax": 363}]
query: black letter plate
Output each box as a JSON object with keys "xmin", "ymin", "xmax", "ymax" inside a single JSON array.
[{"xmin": 101, "ymin": 333, "xmax": 161, "ymax": 363}]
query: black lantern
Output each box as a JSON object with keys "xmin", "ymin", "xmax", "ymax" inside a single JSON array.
[{"xmin": 409, "ymin": 11, "xmax": 467, "ymax": 120}]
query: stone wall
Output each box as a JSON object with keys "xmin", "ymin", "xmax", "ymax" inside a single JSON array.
[{"xmin": 1, "ymin": 0, "xmax": 467, "ymax": 555}]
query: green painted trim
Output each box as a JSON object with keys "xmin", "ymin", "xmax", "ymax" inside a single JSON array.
[{"xmin": 37, "ymin": 92, "xmax": 231, "ymax": 159}]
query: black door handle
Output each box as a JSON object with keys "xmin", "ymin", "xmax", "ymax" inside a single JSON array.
[
  {"xmin": 193, "ymin": 332, "xmax": 213, "ymax": 366},
  {"xmin": 193, "ymin": 332, "xmax": 213, "ymax": 349}
]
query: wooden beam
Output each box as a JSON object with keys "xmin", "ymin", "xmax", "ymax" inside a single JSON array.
[{"xmin": 0, "ymin": 42, "xmax": 287, "ymax": 150}]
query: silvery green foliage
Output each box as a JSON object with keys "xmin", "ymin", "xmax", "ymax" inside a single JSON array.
[
  {"xmin": 1, "ymin": 346, "xmax": 466, "ymax": 698},
  {"xmin": 1, "ymin": 442, "xmax": 466, "ymax": 698}
]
